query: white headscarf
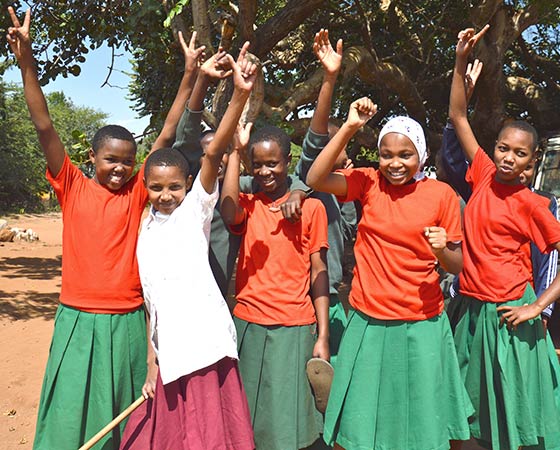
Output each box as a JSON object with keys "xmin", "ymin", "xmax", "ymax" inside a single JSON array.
[{"xmin": 377, "ymin": 116, "xmax": 427, "ymax": 181}]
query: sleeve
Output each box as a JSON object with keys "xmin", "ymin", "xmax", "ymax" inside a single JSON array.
[
  {"xmin": 527, "ymin": 201, "xmax": 560, "ymax": 254},
  {"xmin": 172, "ymin": 108, "xmax": 203, "ymax": 177},
  {"xmin": 239, "ymin": 175, "xmax": 254, "ymax": 194},
  {"xmin": 46, "ymin": 153, "xmax": 84, "ymax": 208},
  {"xmin": 531, "ymin": 195, "xmax": 558, "ymax": 303},
  {"xmin": 440, "ymin": 124, "xmax": 472, "ymax": 202},
  {"xmin": 465, "ymin": 147, "xmax": 495, "ymax": 189},
  {"xmin": 335, "ymin": 167, "xmax": 373, "ymax": 203},
  {"xmin": 307, "ymin": 200, "xmax": 329, "ymax": 254},
  {"xmin": 295, "ymin": 129, "xmax": 330, "ymax": 182},
  {"xmin": 438, "ymin": 185, "xmax": 462, "ymax": 243},
  {"xmin": 185, "ymin": 173, "xmax": 219, "ymax": 224}
]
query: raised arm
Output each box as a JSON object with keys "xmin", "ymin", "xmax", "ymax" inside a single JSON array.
[
  {"xmin": 306, "ymin": 97, "xmax": 377, "ymax": 197},
  {"xmin": 200, "ymin": 43, "xmax": 257, "ymax": 194},
  {"xmin": 172, "ymin": 47, "xmax": 231, "ymax": 175},
  {"xmin": 150, "ymin": 31, "xmax": 205, "ymax": 152},
  {"xmin": 448, "ymin": 26, "xmax": 489, "ymax": 162},
  {"xmin": 309, "ymin": 29, "xmax": 342, "ymax": 135},
  {"xmin": 7, "ymin": 7, "xmax": 65, "ymax": 177}
]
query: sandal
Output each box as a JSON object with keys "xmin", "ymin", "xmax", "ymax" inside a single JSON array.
[{"xmin": 306, "ymin": 358, "xmax": 334, "ymax": 413}]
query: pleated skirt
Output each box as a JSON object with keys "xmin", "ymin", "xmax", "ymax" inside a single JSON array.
[
  {"xmin": 234, "ymin": 317, "xmax": 324, "ymax": 450},
  {"xmin": 120, "ymin": 357, "xmax": 255, "ymax": 450},
  {"xmin": 324, "ymin": 309, "xmax": 473, "ymax": 450},
  {"xmin": 453, "ymin": 285, "xmax": 560, "ymax": 450},
  {"xmin": 33, "ymin": 304, "xmax": 147, "ymax": 450}
]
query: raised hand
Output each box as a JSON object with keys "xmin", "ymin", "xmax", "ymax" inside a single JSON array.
[
  {"xmin": 230, "ymin": 42, "xmax": 258, "ymax": 94},
  {"xmin": 178, "ymin": 30, "xmax": 205, "ymax": 74},
  {"xmin": 465, "ymin": 58, "xmax": 483, "ymax": 102},
  {"xmin": 6, "ymin": 7, "xmax": 31, "ymax": 62},
  {"xmin": 346, "ymin": 97, "xmax": 377, "ymax": 129},
  {"xmin": 456, "ymin": 25, "xmax": 489, "ymax": 60},
  {"xmin": 233, "ymin": 120, "xmax": 253, "ymax": 152},
  {"xmin": 313, "ymin": 28, "xmax": 342, "ymax": 76},
  {"xmin": 200, "ymin": 47, "xmax": 231, "ymax": 80}
]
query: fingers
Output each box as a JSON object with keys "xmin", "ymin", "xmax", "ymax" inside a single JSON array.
[
  {"xmin": 472, "ymin": 24, "xmax": 490, "ymax": 44},
  {"xmin": 8, "ymin": 6, "xmax": 20, "ymax": 28},
  {"xmin": 336, "ymin": 38, "xmax": 343, "ymax": 56},
  {"xmin": 353, "ymin": 97, "xmax": 375, "ymax": 112},
  {"xmin": 189, "ymin": 30, "xmax": 197, "ymax": 49},
  {"xmin": 237, "ymin": 41, "xmax": 250, "ymax": 63}
]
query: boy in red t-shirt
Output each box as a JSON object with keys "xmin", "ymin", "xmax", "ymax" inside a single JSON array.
[
  {"xmin": 220, "ymin": 125, "xmax": 329, "ymax": 450},
  {"xmin": 7, "ymin": 7, "xmax": 204, "ymax": 449},
  {"xmin": 449, "ymin": 25, "xmax": 560, "ymax": 450}
]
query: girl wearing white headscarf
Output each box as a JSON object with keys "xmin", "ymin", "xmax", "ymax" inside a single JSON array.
[{"xmin": 306, "ymin": 98, "xmax": 473, "ymax": 450}]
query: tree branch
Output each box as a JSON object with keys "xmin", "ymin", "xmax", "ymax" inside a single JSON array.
[
  {"xmin": 191, "ymin": 0, "xmax": 214, "ymax": 52},
  {"xmin": 251, "ymin": 0, "xmax": 326, "ymax": 58},
  {"xmin": 238, "ymin": 0, "xmax": 257, "ymax": 43}
]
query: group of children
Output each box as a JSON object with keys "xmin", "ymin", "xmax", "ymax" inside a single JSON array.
[{"xmin": 8, "ymin": 5, "xmax": 560, "ymax": 450}]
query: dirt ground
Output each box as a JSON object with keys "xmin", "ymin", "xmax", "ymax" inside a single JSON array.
[{"xmin": 0, "ymin": 212, "xmax": 504, "ymax": 450}]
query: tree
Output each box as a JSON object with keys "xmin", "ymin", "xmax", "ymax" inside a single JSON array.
[
  {"xmin": 0, "ymin": 82, "xmax": 107, "ymax": 212},
  {"xmin": 1, "ymin": 1, "xmax": 559, "ymax": 161}
]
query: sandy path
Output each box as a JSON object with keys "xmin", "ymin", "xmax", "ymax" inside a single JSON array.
[{"xmin": 0, "ymin": 213, "xmax": 61, "ymax": 449}]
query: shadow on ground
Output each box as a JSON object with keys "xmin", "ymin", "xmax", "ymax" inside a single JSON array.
[
  {"xmin": 0, "ymin": 290, "xmax": 58, "ymax": 320},
  {"xmin": 0, "ymin": 256, "xmax": 61, "ymax": 280}
]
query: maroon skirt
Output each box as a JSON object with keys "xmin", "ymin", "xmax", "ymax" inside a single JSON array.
[{"xmin": 120, "ymin": 357, "xmax": 255, "ymax": 450}]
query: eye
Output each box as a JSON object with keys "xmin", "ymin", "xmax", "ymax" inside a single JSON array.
[
  {"xmin": 123, "ymin": 159, "xmax": 135, "ymax": 166},
  {"xmin": 148, "ymin": 185, "xmax": 162, "ymax": 192},
  {"xmin": 267, "ymin": 162, "xmax": 278, "ymax": 168},
  {"xmin": 400, "ymin": 153, "xmax": 414, "ymax": 160},
  {"xmin": 170, "ymin": 184, "xmax": 184, "ymax": 191}
]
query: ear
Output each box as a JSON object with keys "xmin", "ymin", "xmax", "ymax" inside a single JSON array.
[
  {"xmin": 287, "ymin": 153, "xmax": 292, "ymax": 164},
  {"xmin": 185, "ymin": 174, "xmax": 194, "ymax": 191},
  {"xmin": 88, "ymin": 148, "xmax": 96, "ymax": 164}
]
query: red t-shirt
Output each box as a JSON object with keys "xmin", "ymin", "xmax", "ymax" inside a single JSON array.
[
  {"xmin": 460, "ymin": 148, "xmax": 560, "ymax": 302},
  {"xmin": 337, "ymin": 168, "xmax": 462, "ymax": 321},
  {"xmin": 232, "ymin": 191, "xmax": 329, "ymax": 326},
  {"xmin": 47, "ymin": 154, "xmax": 148, "ymax": 313}
]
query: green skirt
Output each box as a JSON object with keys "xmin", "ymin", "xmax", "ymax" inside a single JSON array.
[
  {"xmin": 33, "ymin": 304, "xmax": 147, "ymax": 450},
  {"xmin": 234, "ymin": 317, "xmax": 324, "ymax": 450},
  {"xmin": 453, "ymin": 285, "xmax": 560, "ymax": 450},
  {"xmin": 324, "ymin": 309, "xmax": 473, "ymax": 450}
]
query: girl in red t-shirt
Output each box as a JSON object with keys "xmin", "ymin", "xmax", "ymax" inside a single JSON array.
[
  {"xmin": 449, "ymin": 26, "xmax": 560, "ymax": 450},
  {"xmin": 220, "ymin": 125, "xmax": 330, "ymax": 450},
  {"xmin": 306, "ymin": 100, "xmax": 473, "ymax": 450}
]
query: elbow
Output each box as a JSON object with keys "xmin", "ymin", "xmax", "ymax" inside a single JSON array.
[{"xmin": 306, "ymin": 171, "xmax": 320, "ymax": 190}]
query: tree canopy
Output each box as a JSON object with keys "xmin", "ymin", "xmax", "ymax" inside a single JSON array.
[
  {"xmin": 1, "ymin": 0, "xmax": 559, "ymax": 162},
  {"xmin": 0, "ymin": 83, "xmax": 107, "ymax": 212}
]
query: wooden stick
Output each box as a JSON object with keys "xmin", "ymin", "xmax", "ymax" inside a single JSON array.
[{"xmin": 78, "ymin": 395, "xmax": 146, "ymax": 450}]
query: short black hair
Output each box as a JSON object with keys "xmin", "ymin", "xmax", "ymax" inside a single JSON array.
[
  {"xmin": 249, "ymin": 125, "xmax": 291, "ymax": 161},
  {"xmin": 92, "ymin": 125, "xmax": 137, "ymax": 154},
  {"xmin": 144, "ymin": 148, "xmax": 190, "ymax": 180},
  {"xmin": 498, "ymin": 120, "xmax": 538, "ymax": 153}
]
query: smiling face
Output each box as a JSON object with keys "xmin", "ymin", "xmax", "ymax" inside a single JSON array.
[
  {"xmin": 251, "ymin": 140, "xmax": 290, "ymax": 199},
  {"xmin": 89, "ymin": 138, "xmax": 137, "ymax": 190},
  {"xmin": 493, "ymin": 127, "xmax": 535, "ymax": 185},
  {"xmin": 145, "ymin": 165, "xmax": 190, "ymax": 215},
  {"xmin": 378, "ymin": 132, "xmax": 420, "ymax": 185}
]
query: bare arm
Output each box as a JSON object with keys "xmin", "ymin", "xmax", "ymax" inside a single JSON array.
[
  {"xmin": 7, "ymin": 8, "xmax": 65, "ymax": 177},
  {"xmin": 199, "ymin": 43, "xmax": 256, "ymax": 194},
  {"xmin": 142, "ymin": 313, "xmax": 158, "ymax": 399},
  {"xmin": 306, "ymin": 97, "xmax": 377, "ymax": 196},
  {"xmin": 309, "ymin": 29, "xmax": 342, "ymax": 135},
  {"xmin": 498, "ymin": 240, "xmax": 560, "ymax": 328},
  {"xmin": 150, "ymin": 31, "xmax": 205, "ymax": 152},
  {"xmin": 310, "ymin": 248, "xmax": 330, "ymax": 361},
  {"xmin": 424, "ymin": 227, "xmax": 463, "ymax": 274},
  {"xmin": 448, "ymin": 26, "xmax": 489, "ymax": 162},
  {"xmin": 220, "ymin": 149, "xmax": 246, "ymax": 225}
]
